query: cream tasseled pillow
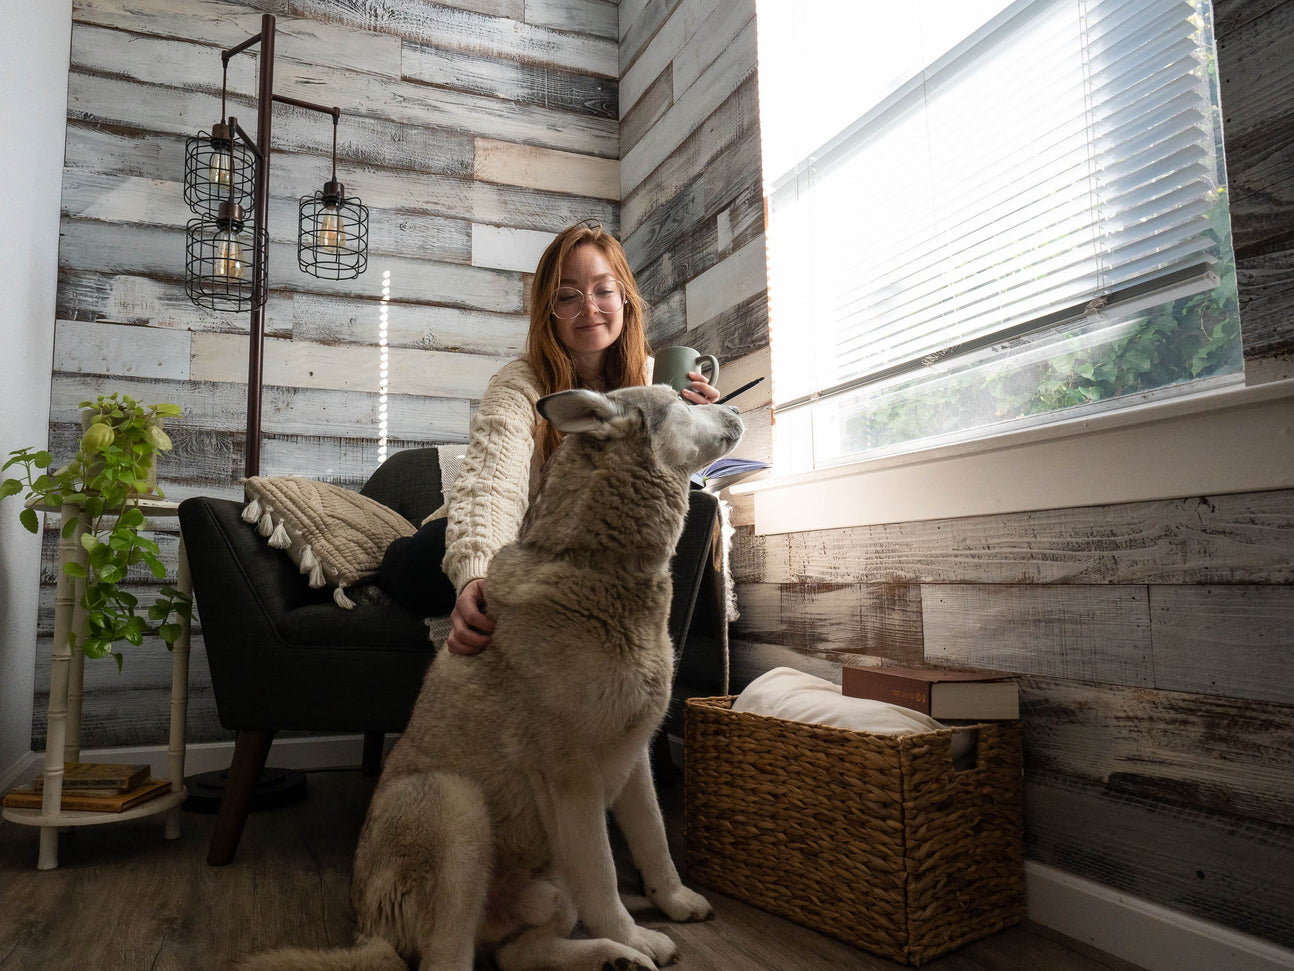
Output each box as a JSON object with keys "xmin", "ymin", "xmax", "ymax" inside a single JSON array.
[{"xmin": 241, "ymin": 476, "xmax": 416, "ymax": 609}]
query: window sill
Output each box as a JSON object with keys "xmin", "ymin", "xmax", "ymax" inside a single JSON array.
[{"xmin": 733, "ymin": 377, "xmax": 1294, "ymax": 535}]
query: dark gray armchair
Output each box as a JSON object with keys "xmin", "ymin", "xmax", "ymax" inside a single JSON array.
[{"xmin": 178, "ymin": 447, "xmax": 726, "ymax": 865}]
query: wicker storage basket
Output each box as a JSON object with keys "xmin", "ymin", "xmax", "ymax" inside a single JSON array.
[{"xmin": 683, "ymin": 696, "xmax": 1025, "ymax": 966}]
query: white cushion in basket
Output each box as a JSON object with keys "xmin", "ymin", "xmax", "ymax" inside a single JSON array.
[{"xmin": 242, "ymin": 476, "xmax": 415, "ymax": 609}]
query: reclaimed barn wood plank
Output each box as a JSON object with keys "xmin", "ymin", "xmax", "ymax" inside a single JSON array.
[
  {"xmin": 685, "ymin": 236, "xmax": 766, "ymax": 330},
  {"xmin": 258, "ymin": 435, "xmax": 450, "ymax": 483},
  {"xmin": 63, "ymin": 93, "xmax": 475, "ymax": 180},
  {"xmin": 58, "ymin": 269, "xmax": 277, "ymax": 333},
  {"xmin": 729, "ymin": 581, "xmax": 925, "ymax": 665},
  {"xmin": 471, "ymin": 224, "xmax": 556, "ymax": 273},
  {"xmin": 69, "ymin": 42, "xmax": 619, "ymax": 160},
  {"xmin": 1237, "ymin": 250, "xmax": 1294, "ymax": 361},
  {"xmin": 619, "ymin": 0, "xmax": 683, "ymax": 82},
  {"xmin": 922, "ymin": 584, "xmax": 1155, "ymax": 686},
  {"xmin": 72, "ymin": 0, "xmax": 404, "ymax": 77},
  {"xmin": 1149, "ymin": 585, "xmax": 1294, "ymax": 704},
  {"xmin": 726, "ymin": 638, "xmax": 861, "ymax": 692},
  {"xmin": 473, "ymin": 137, "xmax": 619, "ymax": 199},
  {"xmin": 688, "ymin": 288, "xmax": 769, "ymax": 365},
  {"xmin": 44, "ymin": 422, "xmax": 244, "ymax": 493},
  {"xmin": 1020, "ymin": 677, "xmax": 1294, "ymax": 828},
  {"xmin": 1025, "ymin": 777, "xmax": 1294, "ymax": 949},
  {"xmin": 285, "ymin": 0, "xmax": 617, "ymax": 77},
  {"xmin": 1214, "ymin": 0, "xmax": 1294, "ymax": 145},
  {"xmin": 765, "ymin": 491, "xmax": 1294, "ymax": 585},
  {"xmin": 619, "ymin": 17, "xmax": 756, "ymax": 192},
  {"xmin": 620, "ymin": 61, "xmax": 672, "ymax": 157},
  {"xmin": 190, "ymin": 331, "xmax": 509, "ymax": 400},
  {"xmin": 34, "ymin": 621, "xmax": 210, "ymax": 693},
  {"xmin": 523, "ymin": 0, "xmax": 618, "ymax": 40},
  {"xmin": 619, "ymin": 0, "xmax": 687, "ymax": 114},
  {"xmin": 401, "ymin": 43, "xmax": 616, "ymax": 117},
  {"xmin": 57, "ymin": 219, "xmax": 526, "ymax": 312},
  {"xmin": 289, "ymin": 292, "xmax": 526, "ymax": 356},
  {"xmin": 49, "ymin": 374, "xmax": 472, "ymax": 441},
  {"xmin": 671, "ymin": 0, "xmax": 752, "ymax": 97},
  {"xmin": 53, "ymin": 319, "xmax": 192, "ymax": 381},
  {"xmin": 621, "ymin": 76, "xmax": 757, "ymax": 234}
]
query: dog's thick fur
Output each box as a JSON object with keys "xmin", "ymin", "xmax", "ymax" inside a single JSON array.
[{"xmin": 233, "ymin": 385, "xmax": 744, "ymax": 971}]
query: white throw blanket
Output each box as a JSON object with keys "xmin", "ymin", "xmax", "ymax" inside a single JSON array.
[{"xmin": 733, "ymin": 666, "xmax": 977, "ymax": 762}]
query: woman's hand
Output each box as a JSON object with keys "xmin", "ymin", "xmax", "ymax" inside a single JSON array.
[
  {"xmin": 447, "ymin": 577, "xmax": 495, "ymax": 655},
  {"xmin": 681, "ymin": 370, "xmax": 721, "ymax": 405}
]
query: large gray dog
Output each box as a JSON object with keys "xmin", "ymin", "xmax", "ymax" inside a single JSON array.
[{"xmin": 234, "ymin": 384, "xmax": 744, "ymax": 971}]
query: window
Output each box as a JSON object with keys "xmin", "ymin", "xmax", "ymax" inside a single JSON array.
[{"xmin": 757, "ymin": 0, "xmax": 1240, "ymax": 474}]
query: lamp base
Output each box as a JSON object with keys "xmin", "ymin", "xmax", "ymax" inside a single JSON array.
[{"xmin": 182, "ymin": 767, "xmax": 307, "ymax": 814}]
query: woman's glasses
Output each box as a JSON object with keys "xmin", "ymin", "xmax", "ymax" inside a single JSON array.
[{"xmin": 552, "ymin": 281, "xmax": 626, "ymax": 319}]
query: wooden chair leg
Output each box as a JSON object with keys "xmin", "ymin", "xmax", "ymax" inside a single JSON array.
[
  {"xmin": 361, "ymin": 731, "xmax": 385, "ymax": 776},
  {"xmin": 207, "ymin": 728, "xmax": 275, "ymax": 866}
]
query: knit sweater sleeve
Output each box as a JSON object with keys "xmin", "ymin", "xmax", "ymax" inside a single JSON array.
[{"xmin": 441, "ymin": 359, "xmax": 542, "ymax": 594}]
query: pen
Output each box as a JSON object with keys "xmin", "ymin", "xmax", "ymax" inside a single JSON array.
[{"xmin": 715, "ymin": 376, "xmax": 766, "ymax": 404}]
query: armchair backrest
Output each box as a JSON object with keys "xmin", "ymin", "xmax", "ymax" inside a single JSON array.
[{"xmin": 360, "ymin": 448, "xmax": 444, "ymax": 525}]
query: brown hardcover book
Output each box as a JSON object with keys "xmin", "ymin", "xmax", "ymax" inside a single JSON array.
[
  {"xmin": 3, "ymin": 778, "xmax": 172, "ymax": 813},
  {"xmin": 32, "ymin": 762, "xmax": 150, "ymax": 792},
  {"xmin": 841, "ymin": 665, "xmax": 1020, "ymax": 720}
]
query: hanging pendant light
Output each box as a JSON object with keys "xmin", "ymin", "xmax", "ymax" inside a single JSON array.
[
  {"xmin": 185, "ymin": 121, "xmax": 267, "ymax": 312},
  {"xmin": 183, "ymin": 61, "xmax": 255, "ymax": 216},
  {"xmin": 298, "ymin": 113, "xmax": 369, "ymax": 280}
]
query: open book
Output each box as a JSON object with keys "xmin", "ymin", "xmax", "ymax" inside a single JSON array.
[{"xmin": 690, "ymin": 457, "xmax": 771, "ymax": 491}]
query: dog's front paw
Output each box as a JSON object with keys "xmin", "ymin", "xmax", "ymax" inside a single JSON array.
[
  {"xmin": 623, "ymin": 926, "xmax": 678, "ymax": 966},
  {"xmin": 648, "ymin": 883, "xmax": 713, "ymax": 923}
]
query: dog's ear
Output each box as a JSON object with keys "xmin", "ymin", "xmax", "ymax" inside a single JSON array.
[{"xmin": 536, "ymin": 389, "xmax": 623, "ymax": 435}]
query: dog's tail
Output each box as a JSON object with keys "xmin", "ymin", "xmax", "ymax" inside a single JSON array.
[{"xmin": 229, "ymin": 935, "xmax": 406, "ymax": 971}]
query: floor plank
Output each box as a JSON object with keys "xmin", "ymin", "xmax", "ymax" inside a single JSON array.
[{"xmin": 0, "ymin": 770, "xmax": 1142, "ymax": 970}]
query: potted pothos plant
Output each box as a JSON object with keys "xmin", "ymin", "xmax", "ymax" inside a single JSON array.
[{"xmin": 2, "ymin": 393, "xmax": 192, "ymax": 669}]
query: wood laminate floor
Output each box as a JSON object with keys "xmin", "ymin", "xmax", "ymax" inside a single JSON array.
[{"xmin": 0, "ymin": 769, "xmax": 1143, "ymax": 971}]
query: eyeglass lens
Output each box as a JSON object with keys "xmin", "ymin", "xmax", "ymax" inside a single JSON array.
[{"xmin": 553, "ymin": 282, "xmax": 625, "ymax": 319}]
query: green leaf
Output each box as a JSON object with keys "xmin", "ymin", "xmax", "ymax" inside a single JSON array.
[
  {"xmin": 158, "ymin": 623, "xmax": 183, "ymax": 644},
  {"xmin": 98, "ymin": 563, "xmax": 126, "ymax": 584},
  {"xmin": 80, "ymin": 531, "xmax": 101, "ymax": 553},
  {"xmin": 33, "ymin": 451, "xmax": 52, "ymax": 469},
  {"xmin": 142, "ymin": 554, "xmax": 167, "ymax": 579},
  {"xmin": 62, "ymin": 561, "xmax": 88, "ymax": 579},
  {"xmin": 0, "ymin": 478, "xmax": 22, "ymax": 500},
  {"xmin": 118, "ymin": 507, "xmax": 145, "ymax": 529},
  {"xmin": 62, "ymin": 516, "xmax": 80, "ymax": 539},
  {"xmin": 19, "ymin": 507, "xmax": 38, "ymax": 533}
]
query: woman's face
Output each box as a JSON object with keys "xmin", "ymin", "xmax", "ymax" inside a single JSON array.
[{"xmin": 553, "ymin": 243, "xmax": 625, "ymax": 368}]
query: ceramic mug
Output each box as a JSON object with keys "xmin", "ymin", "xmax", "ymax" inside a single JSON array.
[{"xmin": 653, "ymin": 345, "xmax": 720, "ymax": 396}]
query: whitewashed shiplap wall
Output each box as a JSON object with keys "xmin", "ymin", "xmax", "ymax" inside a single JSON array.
[
  {"xmin": 617, "ymin": 0, "xmax": 772, "ymax": 467},
  {"xmin": 39, "ymin": 0, "xmax": 621, "ymax": 751}
]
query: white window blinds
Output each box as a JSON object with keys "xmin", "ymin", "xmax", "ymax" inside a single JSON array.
[{"xmin": 766, "ymin": 0, "xmax": 1225, "ymax": 411}]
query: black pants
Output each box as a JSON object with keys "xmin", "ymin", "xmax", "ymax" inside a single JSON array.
[{"xmin": 377, "ymin": 517, "xmax": 458, "ymax": 616}]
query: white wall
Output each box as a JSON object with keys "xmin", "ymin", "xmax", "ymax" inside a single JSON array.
[{"xmin": 0, "ymin": 1, "xmax": 72, "ymax": 780}]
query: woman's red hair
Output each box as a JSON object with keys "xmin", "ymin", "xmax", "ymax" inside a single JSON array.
[{"xmin": 527, "ymin": 220, "xmax": 650, "ymax": 463}]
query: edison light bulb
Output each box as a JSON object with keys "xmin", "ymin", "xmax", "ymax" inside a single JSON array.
[
  {"xmin": 214, "ymin": 230, "xmax": 246, "ymax": 279},
  {"xmin": 318, "ymin": 209, "xmax": 346, "ymax": 254},
  {"xmin": 208, "ymin": 150, "xmax": 232, "ymax": 187}
]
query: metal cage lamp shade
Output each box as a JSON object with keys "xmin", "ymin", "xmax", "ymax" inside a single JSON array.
[
  {"xmin": 185, "ymin": 200, "xmax": 268, "ymax": 311},
  {"xmin": 184, "ymin": 122, "xmax": 256, "ymax": 216},
  {"xmin": 182, "ymin": 62, "xmax": 255, "ymax": 216},
  {"xmin": 298, "ymin": 115, "xmax": 369, "ymax": 280}
]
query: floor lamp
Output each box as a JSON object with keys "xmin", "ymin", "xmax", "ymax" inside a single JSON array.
[
  {"xmin": 180, "ymin": 14, "xmax": 369, "ymax": 813},
  {"xmin": 182, "ymin": 13, "xmax": 369, "ymax": 479}
]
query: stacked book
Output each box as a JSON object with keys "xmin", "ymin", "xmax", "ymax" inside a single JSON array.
[
  {"xmin": 1, "ymin": 762, "xmax": 171, "ymax": 813},
  {"xmin": 842, "ymin": 664, "xmax": 1020, "ymax": 720}
]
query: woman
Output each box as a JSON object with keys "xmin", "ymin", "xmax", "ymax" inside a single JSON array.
[{"xmin": 379, "ymin": 220, "xmax": 721, "ymax": 654}]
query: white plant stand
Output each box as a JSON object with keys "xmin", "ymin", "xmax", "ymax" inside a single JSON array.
[{"xmin": 1, "ymin": 497, "xmax": 192, "ymax": 870}]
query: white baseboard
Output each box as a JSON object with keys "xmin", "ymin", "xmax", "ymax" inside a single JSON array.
[
  {"xmin": 0, "ymin": 734, "xmax": 374, "ymax": 791},
  {"xmin": 1027, "ymin": 861, "xmax": 1294, "ymax": 971}
]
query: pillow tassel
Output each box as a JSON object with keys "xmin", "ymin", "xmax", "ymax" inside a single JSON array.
[
  {"xmin": 333, "ymin": 585, "xmax": 356, "ymax": 610},
  {"xmin": 268, "ymin": 520, "xmax": 292, "ymax": 550},
  {"xmin": 298, "ymin": 545, "xmax": 317, "ymax": 572},
  {"xmin": 257, "ymin": 507, "xmax": 275, "ymax": 538},
  {"xmin": 307, "ymin": 562, "xmax": 326, "ymax": 588},
  {"xmin": 241, "ymin": 498, "xmax": 262, "ymax": 524}
]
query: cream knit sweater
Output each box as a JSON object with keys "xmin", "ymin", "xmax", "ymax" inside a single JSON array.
[{"xmin": 424, "ymin": 358, "xmax": 546, "ymax": 594}]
